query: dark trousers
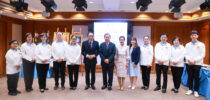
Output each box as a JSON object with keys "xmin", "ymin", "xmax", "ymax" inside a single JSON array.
[
  {"xmin": 22, "ymin": 58, "xmax": 35, "ymax": 90},
  {"xmin": 141, "ymin": 65, "xmax": 151, "ymax": 87},
  {"xmin": 53, "ymin": 61, "xmax": 66, "ymax": 87},
  {"xmin": 102, "ymin": 64, "xmax": 114, "ymax": 87},
  {"xmin": 186, "ymin": 64, "xmax": 201, "ymax": 91},
  {"xmin": 7, "ymin": 73, "xmax": 19, "ymax": 93},
  {"xmin": 36, "ymin": 64, "xmax": 49, "ymax": 89},
  {"xmin": 85, "ymin": 61, "xmax": 96, "ymax": 86},
  {"xmin": 68, "ymin": 65, "xmax": 79, "ymax": 87},
  {"xmin": 171, "ymin": 66, "xmax": 184, "ymax": 90},
  {"xmin": 155, "ymin": 64, "xmax": 168, "ymax": 89}
]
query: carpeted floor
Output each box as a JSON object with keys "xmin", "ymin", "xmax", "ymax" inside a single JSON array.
[{"xmin": 0, "ymin": 73, "xmax": 205, "ymax": 100}]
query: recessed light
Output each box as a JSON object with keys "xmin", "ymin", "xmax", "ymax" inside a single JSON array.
[
  {"xmin": 188, "ymin": 11, "xmax": 192, "ymax": 13},
  {"xmin": 89, "ymin": 1, "xmax": 94, "ymax": 4},
  {"xmin": 130, "ymin": 1, "xmax": 135, "ymax": 4}
]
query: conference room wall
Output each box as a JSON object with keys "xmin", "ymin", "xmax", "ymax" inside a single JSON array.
[{"xmin": 0, "ymin": 15, "xmax": 24, "ymax": 77}]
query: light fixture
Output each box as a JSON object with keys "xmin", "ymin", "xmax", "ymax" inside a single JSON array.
[
  {"xmin": 200, "ymin": 0, "xmax": 210, "ymax": 11},
  {"xmin": 72, "ymin": 0, "xmax": 88, "ymax": 11},
  {"xmin": 169, "ymin": 0, "xmax": 186, "ymax": 13},
  {"xmin": 130, "ymin": 1, "xmax": 135, "ymax": 4},
  {"xmin": 136, "ymin": 0, "xmax": 152, "ymax": 12},
  {"xmin": 40, "ymin": 0, "xmax": 57, "ymax": 13},
  {"xmin": 9, "ymin": 0, "xmax": 28, "ymax": 12},
  {"xmin": 89, "ymin": 1, "xmax": 94, "ymax": 4}
]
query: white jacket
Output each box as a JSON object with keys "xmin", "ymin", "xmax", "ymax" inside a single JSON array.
[
  {"xmin": 140, "ymin": 44, "xmax": 153, "ymax": 66},
  {"xmin": 52, "ymin": 40, "xmax": 68, "ymax": 61},
  {"xmin": 185, "ymin": 41, "xmax": 205, "ymax": 65},
  {"xmin": 5, "ymin": 49, "xmax": 22, "ymax": 74},
  {"xmin": 155, "ymin": 42, "xmax": 171, "ymax": 66},
  {"xmin": 21, "ymin": 42, "xmax": 36, "ymax": 61},
  {"xmin": 35, "ymin": 43, "xmax": 52, "ymax": 64},
  {"xmin": 65, "ymin": 44, "xmax": 81, "ymax": 65},
  {"xmin": 170, "ymin": 45, "xmax": 185, "ymax": 67}
]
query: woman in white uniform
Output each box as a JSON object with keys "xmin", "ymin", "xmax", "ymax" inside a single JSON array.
[
  {"xmin": 35, "ymin": 33, "xmax": 51, "ymax": 93},
  {"xmin": 65, "ymin": 35, "xmax": 81, "ymax": 90},
  {"xmin": 170, "ymin": 36, "xmax": 185, "ymax": 93},
  {"xmin": 5, "ymin": 40, "xmax": 22, "ymax": 96},
  {"xmin": 21, "ymin": 33, "xmax": 36, "ymax": 92}
]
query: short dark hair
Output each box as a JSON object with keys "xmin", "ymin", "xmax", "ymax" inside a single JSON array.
[
  {"xmin": 40, "ymin": 33, "xmax": 48, "ymax": 38},
  {"xmin": 172, "ymin": 36, "xmax": 180, "ymax": 43},
  {"xmin": 143, "ymin": 35, "xmax": 150, "ymax": 40},
  {"xmin": 9, "ymin": 40, "xmax": 18, "ymax": 45},
  {"xmin": 71, "ymin": 35, "xmax": 77, "ymax": 39},
  {"xmin": 160, "ymin": 33, "xmax": 168, "ymax": 37},
  {"xmin": 25, "ymin": 33, "xmax": 33, "ymax": 39},
  {"xmin": 190, "ymin": 30, "xmax": 198, "ymax": 35},
  {"xmin": 119, "ymin": 36, "xmax": 125, "ymax": 40}
]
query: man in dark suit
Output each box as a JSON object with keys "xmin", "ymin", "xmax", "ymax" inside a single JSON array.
[
  {"xmin": 99, "ymin": 33, "xmax": 116, "ymax": 91},
  {"xmin": 82, "ymin": 32, "xmax": 99, "ymax": 90}
]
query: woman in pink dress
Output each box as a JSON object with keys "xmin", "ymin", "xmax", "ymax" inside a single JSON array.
[{"xmin": 115, "ymin": 36, "xmax": 129, "ymax": 91}]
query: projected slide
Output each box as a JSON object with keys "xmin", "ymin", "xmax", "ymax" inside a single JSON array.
[{"xmin": 94, "ymin": 22, "xmax": 128, "ymax": 46}]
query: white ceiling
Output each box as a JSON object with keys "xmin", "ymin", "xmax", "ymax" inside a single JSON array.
[{"xmin": 2, "ymin": 0, "xmax": 205, "ymax": 13}]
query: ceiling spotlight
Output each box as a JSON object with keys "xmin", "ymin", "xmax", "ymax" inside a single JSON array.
[
  {"xmin": 40, "ymin": 0, "xmax": 57, "ymax": 13},
  {"xmin": 169, "ymin": 0, "xmax": 186, "ymax": 13},
  {"xmin": 10, "ymin": 0, "xmax": 28, "ymax": 12},
  {"xmin": 72, "ymin": 0, "xmax": 88, "ymax": 11},
  {"xmin": 200, "ymin": 0, "xmax": 210, "ymax": 11},
  {"xmin": 136, "ymin": 0, "xmax": 152, "ymax": 12}
]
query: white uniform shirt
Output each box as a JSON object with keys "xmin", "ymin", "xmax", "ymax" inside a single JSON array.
[
  {"xmin": 65, "ymin": 44, "xmax": 81, "ymax": 65},
  {"xmin": 5, "ymin": 49, "xmax": 22, "ymax": 74},
  {"xmin": 170, "ymin": 45, "xmax": 185, "ymax": 67},
  {"xmin": 35, "ymin": 43, "xmax": 52, "ymax": 64},
  {"xmin": 52, "ymin": 40, "xmax": 67, "ymax": 61},
  {"xmin": 185, "ymin": 41, "xmax": 205, "ymax": 65},
  {"xmin": 155, "ymin": 42, "xmax": 171, "ymax": 66},
  {"xmin": 140, "ymin": 44, "xmax": 153, "ymax": 66},
  {"xmin": 21, "ymin": 42, "xmax": 36, "ymax": 61}
]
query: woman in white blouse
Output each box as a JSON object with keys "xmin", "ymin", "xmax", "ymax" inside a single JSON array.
[
  {"xmin": 35, "ymin": 33, "xmax": 51, "ymax": 93},
  {"xmin": 5, "ymin": 40, "xmax": 22, "ymax": 96},
  {"xmin": 140, "ymin": 36, "xmax": 153, "ymax": 90},
  {"xmin": 21, "ymin": 33, "xmax": 36, "ymax": 92},
  {"xmin": 65, "ymin": 35, "xmax": 81, "ymax": 90},
  {"xmin": 115, "ymin": 36, "xmax": 129, "ymax": 91},
  {"xmin": 170, "ymin": 36, "xmax": 185, "ymax": 93}
]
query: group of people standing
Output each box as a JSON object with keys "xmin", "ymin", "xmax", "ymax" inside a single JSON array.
[{"xmin": 5, "ymin": 30, "xmax": 205, "ymax": 99}]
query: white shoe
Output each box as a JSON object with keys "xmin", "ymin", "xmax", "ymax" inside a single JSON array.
[
  {"xmin": 131, "ymin": 86, "xmax": 136, "ymax": 90},
  {"xmin": 128, "ymin": 85, "xmax": 132, "ymax": 88},
  {"xmin": 185, "ymin": 90, "xmax": 193, "ymax": 95},
  {"xmin": 194, "ymin": 91, "xmax": 199, "ymax": 98}
]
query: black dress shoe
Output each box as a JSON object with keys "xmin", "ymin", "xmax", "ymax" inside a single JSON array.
[
  {"xmin": 61, "ymin": 86, "xmax": 65, "ymax": 90},
  {"xmin": 162, "ymin": 89, "xmax": 166, "ymax": 93},
  {"xmin": 91, "ymin": 85, "xmax": 96, "ymax": 90},
  {"xmin": 101, "ymin": 85, "xmax": 107, "ymax": 90},
  {"xmin": 40, "ymin": 89, "xmax": 44, "ymax": 93},
  {"xmin": 108, "ymin": 86, "xmax": 112, "ymax": 91},
  {"xmin": 70, "ymin": 87, "xmax": 74, "ymax": 90},
  {"xmin": 8, "ymin": 91, "xmax": 17, "ymax": 96},
  {"xmin": 16, "ymin": 90, "xmax": 21, "ymax": 94},
  {"xmin": 141, "ymin": 86, "xmax": 145, "ymax": 89},
  {"xmin": 85, "ymin": 85, "xmax": 89, "ymax": 90},
  {"xmin": 171, "ymin": 88, "xmax": 175, "ymax": 91},
  {"xmin": 26, "ymin": 89, "xmax": 31, "ymax": 92},
  {"xmin": 174, "ymin": 89, "xmax": 178, "ymax": 93},
  {"xmin": 144, "ymin": 86, "xmax": 149, "ymax": 90},
  {"xmin": 54, "ymin": 86, "xmax": 58, "ymax": 90},
  {"xmin": 73, "ymin": 87, "xmax": 77, "ymax": 90},
  {"xmin": 44, "ymin": 88, "xmax": 49, "ymax": 90},
  {"xmin": 154, "ymin": 86, "xmax": 161, "ymax": 91}
]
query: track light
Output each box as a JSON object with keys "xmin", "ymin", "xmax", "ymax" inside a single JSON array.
[
  {"xmin": 10, "ymin": 0, "xmax": 28, "ymax": 12},
  {"xmin": 136, "ymin": 0, "xmax": 152, "ymax": 12},
  {"xmin": 200, "ymin": 0, "xmax": 210, "ymax": 11},
  {"xmin": 72, "ymin": 0, "xmax": 88, "ymax": 11},
  {"xmin": 169, "ymin": 0, "xmax": 186, "ymax": 13},
  {"xmin": 40, "ymin": 0, "xmax": 57, "ymax": 13}
]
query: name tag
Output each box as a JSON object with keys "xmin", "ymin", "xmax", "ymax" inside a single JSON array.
[{"xmin": 197, "ymin": 45, "xmax": 200, "ymax": 49}]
